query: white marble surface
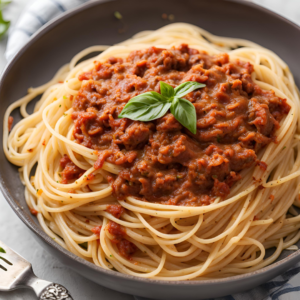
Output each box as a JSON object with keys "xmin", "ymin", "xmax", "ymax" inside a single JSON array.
[{"xmin": 0, "ymin": 0, "xmax": 300, "ymax": 299}]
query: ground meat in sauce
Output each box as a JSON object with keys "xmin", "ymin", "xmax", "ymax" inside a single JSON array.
[
  {"xmin": 107, "ymin": 221, "xmax": 137, "ymax": 259},
  {"xmin": 91, "ymin": 225, "xmax": 102, "ymax": 235},
  {"xmin": 60, "ymin": 155, "xmax": 84, "ymax": 184},
  {"xmin": 106, "ymin": 204, "xmax": 124, "ymax": 219},
  {"xmin": 72, "ymin": 44, "xmax": 290, "ymax": 206}
]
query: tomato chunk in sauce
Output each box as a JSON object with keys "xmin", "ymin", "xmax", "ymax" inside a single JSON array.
[{"xmin": 72, "ymin": 44, "xmax": 290, "ymax": 206}]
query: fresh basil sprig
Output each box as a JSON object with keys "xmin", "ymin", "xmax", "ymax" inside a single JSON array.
[
  {"xmin": 0, "ymin": 1, "xmax": 11, "ymax": 40},
  {"xmin": 0, "ymin": 246, "xmax": 6, "ymax": 253},
  {"xmin": 118, "ymin": 81, "xmax": 205, "ymax": 134}
]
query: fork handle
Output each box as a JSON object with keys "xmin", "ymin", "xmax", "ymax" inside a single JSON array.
[
  {"xmin": 17, "ymin": 268, "xmax": 73, "ymax": 300},
  {"xmin": 39, "ymin": 283, "xmax": 73, "ymax": 300}
]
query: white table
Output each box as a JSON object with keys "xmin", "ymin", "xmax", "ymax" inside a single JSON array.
[{"xmin": 0, "ymin": 1, "xmax": 300, "ymax": 299}]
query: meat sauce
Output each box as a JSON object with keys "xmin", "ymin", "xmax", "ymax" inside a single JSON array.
[
  {"xmin": 91, "ymin": 221, "xmax": 136, "ymax": 259},
  {"xmin": 71, "ymin": 44, "xmax": 290, "ymax": 206},
  {"xmin": 107, "ymin": 221, "xmax": 137, "ymax": 259},
  {"xmin": 91, "ymin": 225, "xmax": 102, "ymax": 235},
  {"xmin": 60, "ymin": 155, "xmax": 84, "ymax": 184},
  {"xmin": 106, "ymin": 204, "xmax": 124, "ymax": 219},
  {"xmin": 8, "ymin": 116, "xmax": 13, "ymax": 132}
]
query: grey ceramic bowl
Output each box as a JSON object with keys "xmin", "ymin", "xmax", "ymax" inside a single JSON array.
[{"xmin": 1, "ymin": 0, "xmax": 300, "ymax": 299}]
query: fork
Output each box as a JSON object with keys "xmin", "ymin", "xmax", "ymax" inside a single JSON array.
[{"xmin": 0, "ymin": 240, "xmax": 73, "ymax": 299}]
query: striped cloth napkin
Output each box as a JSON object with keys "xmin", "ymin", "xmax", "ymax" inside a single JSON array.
[
  {"xmin": 4, "ymin": 0, "xmax": 300, "ymax": 299},
  {"xmin": 134, "ymin": 266, "xmax": 300, "ymax": 300},
  {"xmin": 5, "ymin": 0, "xmax": 88, "ymax": 61}
]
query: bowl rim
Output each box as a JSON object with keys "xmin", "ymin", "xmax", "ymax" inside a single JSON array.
[{"xmin": 1, "ymin": 0, "xmax": 300, "ymax": 287}]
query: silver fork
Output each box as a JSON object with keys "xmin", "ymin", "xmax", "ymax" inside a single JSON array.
[{"xmin": 0, "ymin": 240, "xmax": 73, "ymax": 299}]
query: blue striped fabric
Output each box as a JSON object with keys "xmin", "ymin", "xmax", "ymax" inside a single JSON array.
[
  {"xmin": 134, "ymin": 264, "xmax": 300, "ymax": 300},
  {"xmin": 5, "ymin": 0, "xmax": 88, "ymax": 61},
  {"xmin": 5, "ymin": 1, "xmax": 300, "ymax": 299}
]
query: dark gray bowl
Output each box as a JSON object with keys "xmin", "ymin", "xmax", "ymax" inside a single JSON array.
[{"xmin": 1, "ymin": 0, "xmax": 300, "ymax": 299}]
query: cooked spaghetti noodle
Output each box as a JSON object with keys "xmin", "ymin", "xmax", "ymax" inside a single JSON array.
[{"xmin": 3, "ymin": 23, "xmax": 300, "ymax": 280}]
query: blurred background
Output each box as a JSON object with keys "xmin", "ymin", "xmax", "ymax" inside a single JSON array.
[{"xmin": 0, "ymin": 0, "xmax": 300, "ymax": 299}]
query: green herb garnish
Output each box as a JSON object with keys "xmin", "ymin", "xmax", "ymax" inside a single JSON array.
[
  {"xmin": 0, "ymin": 0, "xmax": 11, "ymax": 40},
  {"xmin": 114, "ymin": 11, "xmax": 122, "ymax": 20},
  {"xmin": 0, "ymin": 0, "xmax": 11, "ymax": 10},
  {"xmin": 0, "ymin": 247, "xmax": 6, "ymax": 253},
  {"xmin": 118, "ymin": 81, "xmax": 205, "ymax": 134}
]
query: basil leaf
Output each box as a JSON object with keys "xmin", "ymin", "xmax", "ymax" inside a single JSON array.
[
  {"xmin": 171, "ymin": 98, "xmax": 197, "ymax": 134},
  {"xmin": 118, "ymin": 91, "xmax": 171, "ymax": 121},
  {"xmin": 122, "ymin": 91, "xmax": 167, "ymax": 105},
  {"xmin": 174, "ymin": 81, "xmax": 206, "ymax": 98},
  {"xmin": 0, "ymin": 247, "xmax": 6, "ymax": 253},
  {"xmin": 160, "ymin": 81, "xmax": 174, "ymax": 99},
  {"xmin": 118, "ymin": 81, "xmax": 203, "ymax": 130},
  {"xmin": 0, "ymin": 11, "xmax": 9, "ymax": 39}
]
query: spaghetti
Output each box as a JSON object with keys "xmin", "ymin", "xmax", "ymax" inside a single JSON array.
[{"xmin": 3, "ymin": 23, "xmax": 300, "ymax": 280}]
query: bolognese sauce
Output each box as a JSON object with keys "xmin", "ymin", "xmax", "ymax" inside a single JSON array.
[
  {"xmin": 60, "ymin": 154, "xmax": 84, "ymax": 184},
  {"xmin": 71, "ymin": 44, "xmax": 290, "ymax": 206},
  {"xmin": 107, "ymin": 221, "xmax": 137, "ymax": 260}
]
